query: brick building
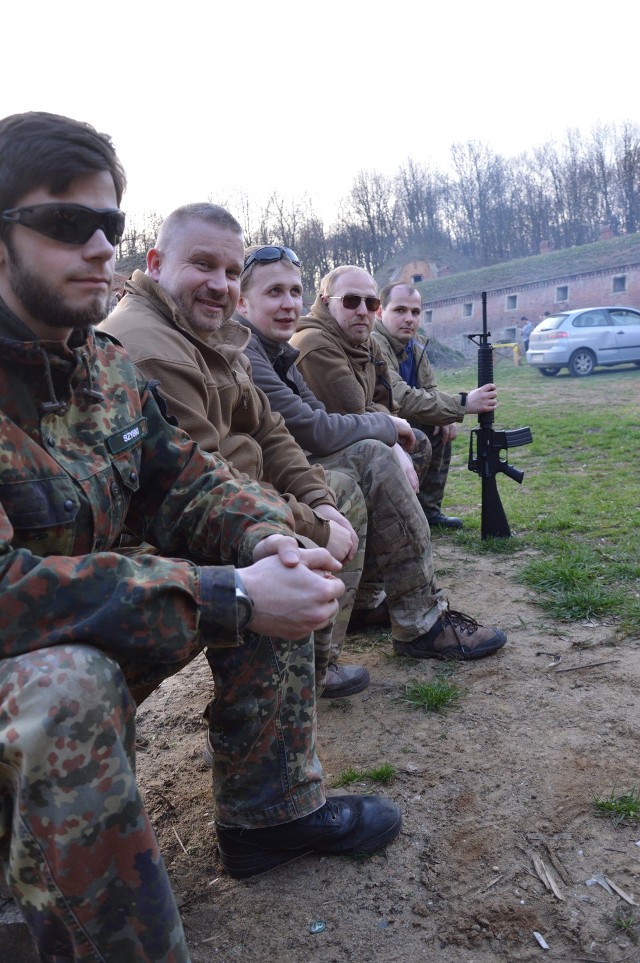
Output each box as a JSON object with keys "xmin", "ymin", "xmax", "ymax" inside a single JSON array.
[{"xmin": 398, "ymin": 231, "xmax": 640, "ymax": 357}]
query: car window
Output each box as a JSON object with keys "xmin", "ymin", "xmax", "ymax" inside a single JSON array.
[
  {"xmin": 572, "ymin": 311, "xmax": 610, "ymax": 327},
  {"xmin": 608, "ymin": 308, "xmax": 640, "ymax": 325},
  {"xmin": 537, "ymin": 315, "xmax": 567, "ymax": 331}
]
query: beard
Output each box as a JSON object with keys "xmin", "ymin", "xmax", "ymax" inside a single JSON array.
[{"xmin": 6, "ymin": 241, "xmax": 111, "ymax": 331}]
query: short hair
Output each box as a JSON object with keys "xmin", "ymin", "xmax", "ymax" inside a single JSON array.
[
  {"xmin": 319, "ymin": 265, "xmax": 377, "ymax": 298},
  {"xmin": 240, "ymin": 244, "xmax": 300, "ymax": 295},
  {"xmin": 154, "ymin": 203, "xmax": 242, "ymax": 253},
  {"xmin": 0, "ymin": 112, "xmax": 126, "ymax": 240},
  {"xmin": 379, "ymin": 281, "xmax": 419, "ymax": 310}
]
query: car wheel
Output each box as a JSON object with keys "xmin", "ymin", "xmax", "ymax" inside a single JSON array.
[
  {"xmin": 538, "ymin": 367, "xmax": 560, "ymax": 377},
  {"xmin": 568, "ymin": 349, "xmax": 596, "ymax": 377}
]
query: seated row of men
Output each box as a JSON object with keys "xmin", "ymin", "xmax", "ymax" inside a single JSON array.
[
  {"xmin": 0, "ymin": 112, "xmax": 504, "ymax": 962},
  {"xmin": 102, "ymin": 203, "xmax": 505, "ymax": 702}
]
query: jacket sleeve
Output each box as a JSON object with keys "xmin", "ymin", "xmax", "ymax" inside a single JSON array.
[
  {"xmin": 129, "ymin": 347, "xmax": 334, "ymax": 549},
  {"xmin": 245, "ymin": 337, "xmax": 398, "ymax": 454},
  {"xmin": 0, "ymin": 382, "xmax": 296, "ymax": 662},
  {"xmin": 372, "ymin": 333, "xmax": 465, "ymax": 426},
  {"xmin": 235, "ymin": 358, "xmax": 337, "ymax": 547}
]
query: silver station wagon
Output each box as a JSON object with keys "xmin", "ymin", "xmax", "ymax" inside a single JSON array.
[{"xmin": 526, "ymin": 306, "xmax": 640, "ymax": 376}]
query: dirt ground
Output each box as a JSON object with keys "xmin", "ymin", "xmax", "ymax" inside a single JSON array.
[{"xmin": 136, "ymin": 539, "xmax": 640, "ymax": 963}]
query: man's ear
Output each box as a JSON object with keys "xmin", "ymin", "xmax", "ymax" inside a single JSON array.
[
  {"xmin": 376, "ymin": 306, "xmax": 383, "ymax": 319},
  {"xmin": 236, "ymin": 294, "xmax": 248, "ymax": 318},
  {"xmin": 146, "ymin": 248, "xmax": 161, "ymax": 279}
]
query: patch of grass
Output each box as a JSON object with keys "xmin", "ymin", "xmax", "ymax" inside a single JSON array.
[
  {"xmin": 614, "ymin": 911, "xmax": 638, "ymax": 944},
  {"xmin": 331, "ymin": 762, "xmax": 396, "ymax": 788},
  {"xmin": 435, "ymin": 362, "xmax": 640, "ymax": 639},
  {"xmin": 593, "ymin": 787, "xmax": 640, "ymax": 826},
  {"xmin": 619, "ymin": 598, "xmax": 640, "ymax": 639},
  {"xmin": 344, "ymin": 633, "xmax": 389, "ymax": 652},
  {"xmin": 518, "ymin": 545, "xmax": 627, "ymax": 621},
  {"xmin": 400, "ymin": 674, "xmax": 461, "ymax": 713},
  {"xmin": 325, "ymin": 699, "xmax": 353, "ymax": 712}
]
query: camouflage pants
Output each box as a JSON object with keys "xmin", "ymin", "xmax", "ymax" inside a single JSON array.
[
  {"xmin": 316, "ymin": 438, "xmax": 447, "ymax": 644},
  {"xmin": 415, "ymin": 425, "xmax": 452, "ymax": 516},
  {"xmin": 0, "ymin": 645, "xmax": 191, "ymax": 962},
  {"xmin": 315, "ymin": 469, "xmax": 367, "ymax": 667},
  {"xmin": 205, "ymin": 628, "xmax": 324, "ymax": 828}
]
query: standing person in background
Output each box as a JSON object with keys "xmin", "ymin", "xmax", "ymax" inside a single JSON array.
[
  {"xmin": 521, "ymin": 316, "xmax": 534, "ymax": 353},
  {"xmin": 372, "ymin": 282, "xmax": 497, "ymax": 529}
]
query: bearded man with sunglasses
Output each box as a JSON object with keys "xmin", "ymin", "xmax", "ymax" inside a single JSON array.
[
  {"xmin": 0, "ymin": 115, "xmax": 402, "ymax": 962},
  {"xmin": 239, "ymin": 255, "xmax": 508, "ymax": 665}
]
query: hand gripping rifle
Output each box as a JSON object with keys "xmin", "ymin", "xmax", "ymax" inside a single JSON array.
[{"xmin": 467, "ymin": 292, "xmax": 533, "ymax": 539}]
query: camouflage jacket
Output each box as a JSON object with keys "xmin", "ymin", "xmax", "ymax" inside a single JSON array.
[{"xmin": 0, "ymin": 303, "xmax": 296, "ymax": 664}]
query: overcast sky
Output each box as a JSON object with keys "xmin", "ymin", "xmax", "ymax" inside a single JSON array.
[{"xmin": 2, "ymin": 1, "xmax": 637, "ymax": 228}]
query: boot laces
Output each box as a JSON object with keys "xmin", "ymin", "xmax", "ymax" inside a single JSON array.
[
  {"xmin": 443, "ymin": 609, "xmax": 479, "ymax": 638},
  {"xmin": 316, "ymin": 800, "xmax": 340, "ymax": 822}
]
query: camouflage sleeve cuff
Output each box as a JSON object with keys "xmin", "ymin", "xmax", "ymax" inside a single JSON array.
[{"xmin": 198, "ymin": 565, "xmax": 240, "ymax": 648}]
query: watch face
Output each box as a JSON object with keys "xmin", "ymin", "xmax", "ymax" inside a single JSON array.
[
  {"xmin": 235, "ymin": 572, "xmax": 254, "ymax": 632},
  {"xmin": 236, "ymin": 586, "xmax": 253, "ymax": 632}
]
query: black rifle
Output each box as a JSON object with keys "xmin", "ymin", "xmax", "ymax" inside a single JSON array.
[{"xmin": 467, "ymin": 292, "xmax": 533, "ymax": 539}]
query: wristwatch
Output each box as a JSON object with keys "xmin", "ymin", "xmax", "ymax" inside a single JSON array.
[{"xmin": 234, "ymin": 571, "xmax": 254, "ymax": 633}]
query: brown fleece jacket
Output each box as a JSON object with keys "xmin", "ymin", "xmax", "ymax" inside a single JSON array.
[
  {"xmin": 290, "ymin": 296, "xmax": 398, "ymax": 416},
  {"xmin": 101, "ymin": 271, "xmax": 336, "ymax": 547}
]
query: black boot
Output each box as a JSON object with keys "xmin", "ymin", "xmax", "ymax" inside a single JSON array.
[{"xmin": 216, "ymin": 795, "xmax": 402, "ymax": 878}]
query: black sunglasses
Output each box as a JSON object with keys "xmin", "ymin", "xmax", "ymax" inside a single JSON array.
[
  {"xmin": 0, "ymin": 203, "xmax": 126, "ymax": 246},
  {"xmin": 328, "ymin": 294, "xmax": 381, "ymax": 312},
  {"xmin": 241, "ymin": 246, "xmax": 300, "ymax": 275}
]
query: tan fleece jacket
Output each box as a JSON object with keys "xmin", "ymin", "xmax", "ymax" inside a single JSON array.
[
  {"xmin": 101, "ymin": 271, "xmax": 336, "ymax": 547},
  {"xmin": 290, "ymin": 296, "xmax": 399, "ymax": 416}
]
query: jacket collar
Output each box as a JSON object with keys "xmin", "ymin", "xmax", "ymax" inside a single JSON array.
[
  {"xmin": 240, "ymin": 316, "xmax": 300, "ymax": 366},
  {"xmin": 0, "ymin": 294, "xmax": 101, "ymax": 411},
  {"xmin": 125, "ymin": 270, "xmax": 251, "ymax": 354},
  {"xmin": 373, "ymin": 318, "xmax": 429, "ymax": 362},
  {"xmin": 300, "ymin": 299, "xmax": 374, "ymax": 364}
]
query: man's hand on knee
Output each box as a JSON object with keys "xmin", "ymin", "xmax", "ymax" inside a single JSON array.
[
  {"xmin": 241, "ymin": 540, "xmax": 345, "ymax": 637},
  {"xmin": 389, "ymin": 416, "xmax": 417, "ymax": 452},
  {"xmin": 314, "ymin": 504, "xmax": 358, "ymax": 562},
  {"xmin": 392, "ymin": 443, "xmax": 419, "ymax": 492}
]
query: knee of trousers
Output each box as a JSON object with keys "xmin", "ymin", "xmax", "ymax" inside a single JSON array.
[
  {"xmin": 409, "ymin": 429, "xmax": 432, "ymax": 481},
  {"xmin": 324, "ymin": 468, "xmax": 368, "ymax": 538},
  {"xmin": 0, "ymin": 645, "xmax": 134, "ymax": 757}
]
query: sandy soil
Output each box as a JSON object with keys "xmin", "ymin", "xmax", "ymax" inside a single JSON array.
[{"xmin": 136, "ymin": 540, "xmax": 640, "ymax": 963}]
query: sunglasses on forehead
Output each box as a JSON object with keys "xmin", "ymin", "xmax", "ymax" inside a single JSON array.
[
  {"xmin": 0, "ymin": 203, "xmax": 126, "ymax": 247},
  {"xmin": 328, "ymin": 294, "xmax": 381, "ymax": 312},
  {"xmin": 241, "ymin": 246, "xmax": 300, "ymax": 275}
]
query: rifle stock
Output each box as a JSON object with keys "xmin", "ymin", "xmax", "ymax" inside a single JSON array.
[{"xmin": 467, "ymin": 292, "xmax": 533, "ymax": 539}]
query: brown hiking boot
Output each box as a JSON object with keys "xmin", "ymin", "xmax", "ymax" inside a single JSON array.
[
  {"xmin": 393, "ymin": 609, "xmax": 506, "ymax": 660},
  {"xmin": 320, "ymin": 662, "xmax": 370, "ymax": 698}
]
